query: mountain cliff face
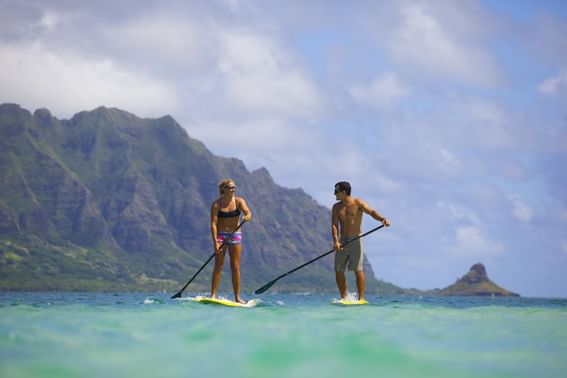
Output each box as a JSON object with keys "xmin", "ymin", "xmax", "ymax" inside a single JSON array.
[
  {"xmin": 439, "ymin": 263, "xmax": 519, "ymax": 297},
  {"xmin": 0, "ymin": 104, "xmax": 401, "ymax": 294}
]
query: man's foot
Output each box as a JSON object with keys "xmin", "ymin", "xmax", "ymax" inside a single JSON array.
[{"xmin": 235, "ymin": 297, "xmax": 247, "ymax": 304}]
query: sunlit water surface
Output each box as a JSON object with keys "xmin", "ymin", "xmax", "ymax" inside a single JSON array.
[{"xmin": 1, "ymin": 292, "xmax": 566, "ymax": 378}]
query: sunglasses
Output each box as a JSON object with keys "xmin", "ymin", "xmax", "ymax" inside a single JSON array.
[{"xmin": 225, "ymin": 186, "xmax": 237, "ymax": 191}]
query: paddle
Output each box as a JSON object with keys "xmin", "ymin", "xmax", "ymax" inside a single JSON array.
[
  {"xmin": 171, "ymin": 221, "xmax": 246, "ymax": 299},
  {"xmin": 254, "ymin": 224, "xmax": 385, "ymax": 295}
]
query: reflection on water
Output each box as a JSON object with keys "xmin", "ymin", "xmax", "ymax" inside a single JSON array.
[{"xmin": 1, "ymin": 293, "xmax": 566, "ymax": 378}]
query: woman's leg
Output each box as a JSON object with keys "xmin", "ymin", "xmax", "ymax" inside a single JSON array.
[
  {"xmin": 211, "ymin": 247, "xmax": 226, "ymax": 298},
  {"xmin": 228, "ymin": 244, "xmax": 245, "ymax": 303}
]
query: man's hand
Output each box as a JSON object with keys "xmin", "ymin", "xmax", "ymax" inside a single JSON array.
[
  {"xmin": 333, "ymin": 241, "xmax": 342, "ymax": 252},
  {"xmin": 382, "ymin": 218, "xmax": 391, "ymax": 227}
]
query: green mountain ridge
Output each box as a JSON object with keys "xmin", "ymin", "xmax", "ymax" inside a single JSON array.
[{"xmin": 0, "ymin": 103, "xmax": 404, "ymax": 294}]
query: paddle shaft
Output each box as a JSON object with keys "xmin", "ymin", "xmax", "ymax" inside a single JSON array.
[
  {"xmin": 255, "ymin": 224, "xmax": 385, "ymax": 294},
  {"xmin": 171, "ymin": 221, "xmax": 246, "ymax": 299}
]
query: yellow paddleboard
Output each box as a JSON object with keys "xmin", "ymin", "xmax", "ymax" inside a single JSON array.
[
  {"xmin": 331, "ymin": 299, "xmax": 369, "ymax": 306},
  {"xmin": 190, "ymin": 296, "xmax": 260, "ymax": 308}
]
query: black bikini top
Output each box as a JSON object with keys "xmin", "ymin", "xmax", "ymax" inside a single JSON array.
[{"xmin": 218, "ymin": 200, "xmax": 241, "ymax": 218}]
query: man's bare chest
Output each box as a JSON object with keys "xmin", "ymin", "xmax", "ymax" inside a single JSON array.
[{"xmin": 337, "ymin": 204, "xmax": 361, "ymax": 220}]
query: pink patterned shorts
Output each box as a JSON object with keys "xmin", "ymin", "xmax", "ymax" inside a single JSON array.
[{"xmin": 216, "ymin": 232, "xmax": 242, "ymax": 245}]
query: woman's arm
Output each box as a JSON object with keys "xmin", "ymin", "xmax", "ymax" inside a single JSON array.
[
  {"xmin": 210, "ymin": 200, "xmax": 221, "ymax": 250},
  {"xmin": 237, "ymin": 197, "xmax": 252, "ymax": 222}
]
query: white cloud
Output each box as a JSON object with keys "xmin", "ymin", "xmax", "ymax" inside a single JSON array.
[
  {"xmin": 501, "ymin": 159, "xmax": 528, "ymax": 181},
  {"xmin": 439, "ymin": 148, "xmax": 462, "ymax": 175},
  {"xmin": 508, "ymin": 194, "xmax": 533, "ymax": 222},
  {"xmin": 189, "ymin": 117, "xmax": 316, "ymax": 154},
  {"xmin": 454, "ymin": 226, "xmax": 505, "ymax": 257},
  {"xmin": 466, "ymin": 100, "xmax": 506, "ymax": 125},
  {"xmin": 185, "ymin": 116, "xmax": 336, "ymax": 197},
  {"xmin": 220, "ymin": 0, "xmax": 246, "ymax": 12},
  {"xmin": 368, "ymin": 173, "xmax": 402, "ymax": 193},
  {"xmin": 349, "ymin": 72, "xmax": 412, "ymax": 109},
  {"xmin": 390, "ymin": 3, "xmax": 500, "ymax": 86},
  {"xmin": 37, "ymin": 9, "xmax": 70, "ymax": 32},
  {"xmin": 428, "ymin": 97, "xmax": 516, "ymax": 152},
  {"xmin": 0, "ymin": 42, "xmax": 179, "ymax": 119},
  {"xmin": 97, "ymin": 14, "xmax": 214, "ymax": 74},
  {"xmin": 217, "ymin": 30, "xmax": 321, "ymax": 118},
  {"xmin": 538, "ymin": 70, "xmax": 567, "ymax": 95},
  {"xmin": 436, "ymin": 202, "xmax": 480, "ymax": 224}
]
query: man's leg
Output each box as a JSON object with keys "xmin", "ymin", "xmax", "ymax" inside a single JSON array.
[
  {"xmin": 355, "ymin": 270, "xmax": 365, "ymax": 301},
  {"xmin": 335, "ymin": 271, "xmax": 347, "ymax": 300}
]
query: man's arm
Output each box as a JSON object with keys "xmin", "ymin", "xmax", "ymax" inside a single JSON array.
[
  {"xmin": 357, "ymin": 198, "xmax": 390, "ymax": 226},
  {"xmin": 331, "ymin": 204, "xmax": 342, "ymax": 251}
]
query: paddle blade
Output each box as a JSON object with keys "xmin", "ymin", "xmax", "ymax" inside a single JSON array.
[
  {"xmin": 171, "ymin": 291, "xmax": 182, "ymax": 299},
  {"xmin": 254, "ymin": 280, "xmax": 276, "ymax": 295}
]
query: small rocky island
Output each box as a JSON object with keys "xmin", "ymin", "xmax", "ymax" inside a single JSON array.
[{"xmin": 439, "ymin": 263, "xmax": 520, "ymax": 297}]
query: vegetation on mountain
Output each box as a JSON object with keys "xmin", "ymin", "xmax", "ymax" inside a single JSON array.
[
  {"xmin": 438, "ymin": 263, "xmax": 520, "ymax": 297},
  {"xmin": 0, "ymin": 104, "xmax": 404, "ymax": 294}
]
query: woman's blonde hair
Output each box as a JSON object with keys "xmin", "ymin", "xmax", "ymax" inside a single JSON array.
[{"xmin": 218, "ymin": 179, "xmax": 235, "ymax": 195}]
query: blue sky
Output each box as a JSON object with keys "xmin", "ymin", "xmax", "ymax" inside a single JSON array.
[{"xmin": 1, "ymin": 0, "xmax": 566, "ymax": 297}]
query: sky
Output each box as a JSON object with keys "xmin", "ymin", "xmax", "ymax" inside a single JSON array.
[{"xmin": 1, "ymin": 0, "xmax": 566, "ymax": 297}]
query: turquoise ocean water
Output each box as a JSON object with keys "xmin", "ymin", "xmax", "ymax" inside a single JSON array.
[{"xmin": 1, "ymin": 292, "xmax": 566, "ymax": 378}]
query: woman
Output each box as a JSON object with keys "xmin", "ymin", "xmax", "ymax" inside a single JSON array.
[{"xmin": 210, "ymin": 179, "xmax": 252, "ymax": 303}]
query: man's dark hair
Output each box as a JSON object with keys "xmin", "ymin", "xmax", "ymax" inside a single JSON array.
[{"xmin": 335, "ymin": 181, "xmax": 351, "ymax": 196}]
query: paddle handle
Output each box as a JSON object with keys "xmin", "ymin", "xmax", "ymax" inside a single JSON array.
[
  {"xmin": 255, "ymin": 224, "xmax": 385, "ymax": 294},
  {"xmin": 171, "ymin": 220, "xmax": 246, "ymax": 299},
  {"xmin": 290, "ymin": 224, "xmax": 384, "ymax": 275}
]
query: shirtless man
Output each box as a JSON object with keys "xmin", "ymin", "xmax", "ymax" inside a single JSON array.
[{"xmin": 332, "ymin": 181, "xmax": 390, "ymax": 301}]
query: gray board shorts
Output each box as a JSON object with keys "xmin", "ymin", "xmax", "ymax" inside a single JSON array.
[{"xmin": 334, "ymin": 236, "xmax": 364, "ymax": 272}]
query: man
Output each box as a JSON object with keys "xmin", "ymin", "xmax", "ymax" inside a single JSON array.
[{"xmin": 332, "ymin": 181, "xmax": 390, "ymax": 301}]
